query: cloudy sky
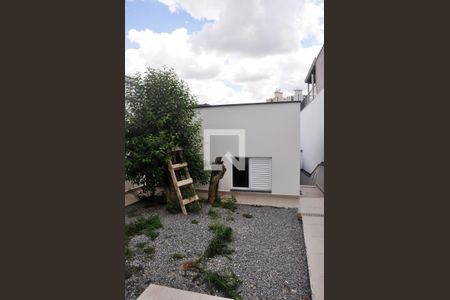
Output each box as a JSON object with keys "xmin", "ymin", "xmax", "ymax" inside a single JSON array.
[{"xmin": 125, "ymin": 0, "xmax": 324, "ymax": 105}]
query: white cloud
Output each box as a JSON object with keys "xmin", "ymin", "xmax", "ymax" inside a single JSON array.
[
  {"xmin": 299, "ymin": 0, "xmax": 324, "ymax": 46},
  {"xmin": 189, "ymin": 0, "xmax": 306, "ymax": 56},
  {"xmin": 157, "ymin": 0, "xmax": 226, "ymax": 20},
  {"xmin": 125, "ymin": 28, "xmax": 221, "ymax": 80},
  {"xmin": 126, "ymin": 0, "xmax": 324, "ymax": 105},
  {"xmin": 158, "ymin": 0, "xmax": 323, "ymax": 56},
  {"xmin": 186, "ymin": 79, "xmax": 252, "ymax": 105}
]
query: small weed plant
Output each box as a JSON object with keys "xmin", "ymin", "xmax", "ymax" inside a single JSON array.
[
  {"xmin": 125, "ymin": 264, "xmax": 143, "ymax": 280},
  {"xmin": 186, "ymin": 200, "xmax": 202, "ymax": 213},
  {"xmin": 143, "ymin": 246, "xmax": 155, "ymax": 256},
  {"xmin": 204, "ymin": 270, "xmax": 242, "ymax": 300},
  {"xmin": 125, "ymin": 215, "xmax": 162, "ymax": 239},
  {"xmin": 205, "ymin": 223, "xmax": 233, "ymax": 258},
  {"xmin": 125, "ymin": 246, "xmax": 133, "ymax": 259},
  {"xmin": 127, "ymin": 207, "xmax": 139, "ymax": 218},
  {"xmin": 181, "ymin": 186, "xmax": 196, "ymax": 199},
  {"xmin": 184, "ymin": 218, "xmax": 241, "ymax": 300},
  {"xmin": 212, "ymin": 195, "xmax": 222, "ymax": 207},
  {"xmin": 166, "ymin": 195, "xmax": 181, "ymax": 214},
  {"xmin": 143, "ymin": 228, "xmax": 159, "ymax": 240},
  {"xmin": 135, "ymin": 242, "xmax": 146, "ymax": 249},
  {"xmin": 220, "ymin": 196, "xmax": 238, "ymax": 211},
  {"xmin": 172, "ymin": 253, "xmax": 185, "ymax": 260},
  {"xmin": 208, "ymin": 208, "xmax": 220, "ymax": 219}
]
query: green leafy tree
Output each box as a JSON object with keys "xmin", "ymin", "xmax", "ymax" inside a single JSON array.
[{"xmin": 125, "ymin": 67, "xmax": 208, "ymax": 195}]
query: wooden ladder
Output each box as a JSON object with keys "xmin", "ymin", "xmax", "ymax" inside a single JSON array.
[{"xmin": 168, "ymin": 147, "xmax": 199, "ymax": 215}]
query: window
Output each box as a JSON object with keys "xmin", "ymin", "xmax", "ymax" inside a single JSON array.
[
  {"xmin": 232, "ymin": 157, "xmax": 272, "ymax": 191},
  {"xmin": 232, "ymin": 157, "xmax": 249, "ymax": 188}
]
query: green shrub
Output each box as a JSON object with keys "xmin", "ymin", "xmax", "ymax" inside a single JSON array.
[
  {"xmin": 212, "ymin": 195, "xmax": 222, "ymax": 207},
  {"xmin": 125, "ymin": 265, "xmax": 143, "ymax": 280},
  {"xmin": 220, "ymin": 196, "xmax": 238, "ymax": 211},
  {"xmin": 144, "ymin": 246, "xmax": 155, "ymax": 256},
  {"xmin": 124, "ymin": 233, "xmax": 131, "ymax": 245},
  {"xmin": 136, "ymin": 242, "xmax": 146, "ymax": 249},
  {"xmin": 172, "ymin": 253, "xmax": 185, "ymax": 260},
  {"xmin": 125, "ymin": 246, "xmax": 133, "ymax": 259},
  {"xmin": 125, "ymin": 215, "xmax": 162, "ymax": 238},
  {"xmin": 181, "ymin": 186, "xmax": 196, "ymax": 199},
  {"xmin": 205, "ymin": 224, "xmax": 233, "ymax": 258},
  {"xmin": 186, "ymin": 200, "xmax": 202, "ymax": 213},
  {"xmin": 204, "ymin": 270, "xmax": 241, "ymax": 300},
  {"xmin": 143, "ymin": 228, "xmax": 159, "ymax": 240},
  {"xmin": 166, "ymin": 196, "xmax": 180, "ymax": 214},
  {"xmin": 185, "ymin": 219, "xmax": 240, "ymax": 299},
  {"xmin": 140, "ymin": 193, "xmax": 167, "ymax": 207},
  {"xmin": 225, "ymin": 216, "xmax": 234, "ymax": 222},
  {"xmin": 208, "ymin": 220, "xmax": 223, "ymax": 232},
  {"xmin": 208, "ymin": 208, "xmax": 220, "ymax": 219},
  {"xmin": 125, "ymin": 223, "xmax": 139, "ymax": 237},
  {"xmin": 127, "ymin": 207, "xmax": 139, "ymax": 218}
]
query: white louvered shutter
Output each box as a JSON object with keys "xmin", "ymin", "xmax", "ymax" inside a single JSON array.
[{"xmin": 249, "ymin": 158, "xmax": 272, "ymax": 191}]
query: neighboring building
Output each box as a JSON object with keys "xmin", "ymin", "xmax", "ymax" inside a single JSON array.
[
  {"xmin": 302, "ymin": 45, "xmax": 324, "ymax": 110},
  {"xmin": 300, "ymin": 45, "xmax": 324, "ymax": 192},
  {"xmin": 196, "ymin": 101, "xmax": 301, "ymax": 197},
  {"xmin": 266, "ymin": 89, "xmax": 304, "ymax": 103}
]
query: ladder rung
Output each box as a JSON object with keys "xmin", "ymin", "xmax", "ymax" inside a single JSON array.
[
  {"xmin": 177, "ymin": 178, "xmax": 193, "ymax": 187},
  {"xmin": 172, "ymin": 162, "xmax": 188, "ymax": 170},
  {"xmin": 182, "ymin": 195, "xmax": 199, "ymax": 205}
]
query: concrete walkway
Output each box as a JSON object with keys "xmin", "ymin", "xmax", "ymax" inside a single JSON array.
[
  {"xmin": 300, "ymin": 185, "xmax": 324, "ymax": 198},
  {"xmin": 299, "ymin": 187, "xmax": 324, "ymax": 300},
  {"xmin": 197, "ymin": 189, "xmax": 301, "ymax": 208},
  {"xmin": 137, "ymin": 284, "xmax": 232, "ymax": 300}
]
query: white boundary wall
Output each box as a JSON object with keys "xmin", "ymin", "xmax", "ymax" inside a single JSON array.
[
  {"xmin": 300, "ymin": 90, "xmax": 324, "ymax": 174},
  {"xmin": 197, "ymin": 102, "xmax": 300, "ymax": 196}
]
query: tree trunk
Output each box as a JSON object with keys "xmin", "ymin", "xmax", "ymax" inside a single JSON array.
[{"xmin": 208, "ymin": 157, "xmax": 226, "ymax": 204}]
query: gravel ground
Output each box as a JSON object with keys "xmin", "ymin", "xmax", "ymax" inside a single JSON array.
[{"xmin": 125, "ymin": 200, "xmax": 311, "ymax": 300}]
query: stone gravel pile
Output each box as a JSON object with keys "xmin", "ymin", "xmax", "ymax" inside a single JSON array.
[{"xmin": 125, "ymin": 201, "xmax": 311, "ymax": 300}]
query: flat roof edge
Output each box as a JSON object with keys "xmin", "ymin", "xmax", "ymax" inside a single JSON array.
[
  {"xmin": 196, "ymin": 101, "xmax": 301, "ymax": 109},
  {"xmin": 304, "ymin": 44, "xmax": 324, "ymax": 83}
]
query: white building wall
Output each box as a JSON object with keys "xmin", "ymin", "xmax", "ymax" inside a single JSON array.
[
  {"xmin": 197, "ymin": 102, "xmax": 300, "ymax": 196},
  {"xmin": 315, "ymin": 47, "xmax": 325, "ymax": 94},
  {"xmin": 300, "ymin": 90, "xmax": 324, "ymax": 174}
]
